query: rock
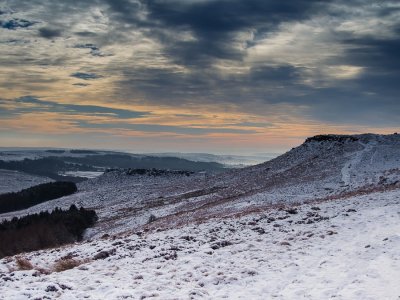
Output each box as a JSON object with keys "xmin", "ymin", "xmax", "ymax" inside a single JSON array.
[
  {"xmin": 285, "ymin": 208, "xmax": 298, "ymax": 214},
  {"xmin": 59, "ymin": 284, "xmax": 72, "ymax": 290},
  {"xmin": 94, "ymin": 249, "xmax": 116, "ymax": 260},
  {"xmin": 45, "ymin": 285, "xmax": 58, "ymax": 292},
  {"xmin": 210, "ymin": 241, "xmax": 232, "ymax": 250},
  {"xmin": 180, "ymin": 235, "xmax": 196, "ymax": 242},
  {"xmin": 252, "ymin": 227, "xmax": 266, "ymax": 234}
]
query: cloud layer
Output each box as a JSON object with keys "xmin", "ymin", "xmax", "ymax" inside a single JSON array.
[{"xmin": 0, "ymin": 0, "xmax": 399, "ymax": 152}]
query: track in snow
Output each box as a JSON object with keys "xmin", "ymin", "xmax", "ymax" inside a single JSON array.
[{"xmin": 341, "ymin": 141, "xmax": 376, "ymax": 186}]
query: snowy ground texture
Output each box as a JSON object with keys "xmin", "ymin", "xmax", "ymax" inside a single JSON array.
[
  {"xmin": 0, "ymin": 169, "xmax": 52, "ymax": 194},
  {"xmin": 1, "ymin": 189, "xmax": 399, "ymax": 300},
  {"xmin": 2, "ymin": 133, "xmax": 399, "ymax": 238},
  {"xmin": 0, "ymin": 134, "xmax": 399, "ymax": 299}
]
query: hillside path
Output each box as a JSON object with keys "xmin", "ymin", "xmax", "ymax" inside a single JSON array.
[{"xmin": 341, "ymin": 141, "xmax": 376, "ymax": 186}]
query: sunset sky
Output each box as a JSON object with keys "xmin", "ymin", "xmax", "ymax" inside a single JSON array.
[{"xmin": 0, "ymin": 0, "xmax": 399, "ymax": 154}]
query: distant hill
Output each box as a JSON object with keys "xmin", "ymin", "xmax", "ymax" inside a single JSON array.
[
  {"xmin": 2, "ymin": 133, "xmax": 398, "ymax": 236},
  {"xmin": 0, "ymin": 150, "xmax": 227, "ymax": 182}
]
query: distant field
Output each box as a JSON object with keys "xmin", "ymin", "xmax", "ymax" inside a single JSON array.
[
  {"xmin": 0, "ymin": 169, "xmax": 52, "ymax": 194},
  {"xmin": 58, "ymin": 171, "xmax": 104, "ymax": 179}
]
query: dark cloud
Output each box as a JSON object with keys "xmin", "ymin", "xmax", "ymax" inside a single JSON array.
[
  {"xmin": 0, "ymin": 18, "xmax": 37, "ymax": 30},
  {"xmin": 299, "ymin": 89, "xmax": 400, "ymax": 127},
  {"xmin": 10, "ymin": 96, "xmax": 149, "ymax": 119},
  {"xmin": 249, "ymin": 65, "xmax": 302, "ymax": 83},
  {"xmin": 70, "ymin": 72, "xmax": 103, "ymax": 80},
  {"xmin": 115, "ymin": 63, "xmax": 304, "ymax": 106},
  {"xmin": 74, "ymin": 43, "xmax": 99, "ymax": 51},
  {"xmin": 136, "ymin": 0, "xmax": 331, "ymax": 66},
  {"xmin": 104, "ymin": 0, "xmax": 142, "ymax": 23},
  {"xmin": 2, "ymin": 0, "xmax": 400, "ymax": 129},
  {"xmin": 302, "ymin": 26, "xmax": 400, "ymax": 124},
  {"xmin": 108, "ymin": 0, "xmax": 399, "ymax": 127},
  {"xmin": 74, "ymin": 31, "xmax": 98, "ymax": 37},
  {"xmin": 0, "ymin": 38, "xmax": 30, "ymax": 45},
  {"xmin": 343, "ymin": 36, "xmax": 400, "ymax": 72},
  {"xmin": 101, "ymin": 0, "xmax": 329, "ymax": 104},
  {"xmin": 73, "ymin": 43, "xmax": 112, "ymax": 57},
  {"xmin": 38, "ymin": 27, "xmax": 62, "ymax": 39}
]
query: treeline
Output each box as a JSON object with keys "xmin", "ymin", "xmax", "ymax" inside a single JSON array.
[
  {"xmin": 0, "ymin": 182, "xmax": 77, "ymax": 214},
  {"xmin": 70, "ymin": 149, "xmax": 99, "ymax": 154},
  {"xmin": 0, "ymin": 205, "xmax": 98, "ymax": 258},
  {"xmin": 64, "ymin": 154, "xmax": 225, "ymax": 171},
  {"xmin": 305, "ymin": 135, "xmax": 359, "ymax": 143},
  {"xmin": 125, "ymin": 168, "xmax": 194, "ymax": 176}
]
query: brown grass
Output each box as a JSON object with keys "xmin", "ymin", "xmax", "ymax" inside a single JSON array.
[
  {"xmin": 15, "ymin": 256, "xmax": 33, "ymax": 270},
  {"xmin": 53, "ymin": 258, "xmax": 87, "ymax": 272}
]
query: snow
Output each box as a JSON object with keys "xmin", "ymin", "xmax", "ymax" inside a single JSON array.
[
  {"xmin": 58, "ymin": 171, "xmax": 104, "ymax": 179},
  {"xmin": 341, "ymin": 139, "xmax": 378, "ymax": 186},
  {"xmin": 0, "ymin": 189, "xmax": 399, "ymax": 299},
  {"xmin": 1, "ymin": 133, "xmax": 399, "ymax": 237},
  {"xmin": 0, "ymin": 133, "xmax": 399, "ymax": 299},
  {"xmin": 0, "ymin": 169, "xmax": 53, "ymax": 194}
]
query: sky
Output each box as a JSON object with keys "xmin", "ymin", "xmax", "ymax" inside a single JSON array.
[{"xmin": 0, "ymin": 0, "xmax": 399, "ymax": 154}]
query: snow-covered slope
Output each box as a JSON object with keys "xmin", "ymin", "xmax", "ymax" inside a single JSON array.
[
  {"xmin": 1, "ymin": 134, "xmax": 399, "ymax": 237},
  {"xmin": 0, "ymin": 133, "xmax": 399, "ymax": 299},
  {"xmin": 0, "ymin": 169, "xmax": 52, "ymax": 194},
  {"xmin": 0, "ymin": 189, "xmax": 399, "ymax": 299}
]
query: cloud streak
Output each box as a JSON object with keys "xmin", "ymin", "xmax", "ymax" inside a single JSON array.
[
  {"xmin": 0, "ymin": 18, "xmax": 37, "ymax": 29},
  {"xmin": 3, "ymin": 96, "xmax": 149, "ymax": 119},
  {"xmin": 70, "ymin": 72, "xmax": 103, "ymax": 80}
]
